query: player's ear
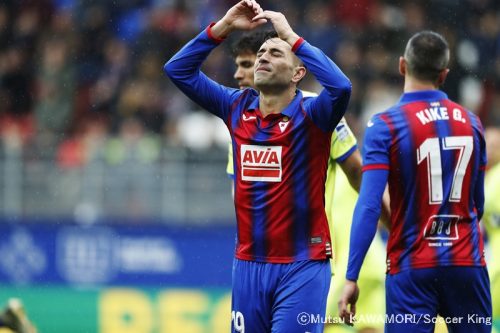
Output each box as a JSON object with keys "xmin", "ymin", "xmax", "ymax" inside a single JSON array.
[
  {"xmin": 399, "ymin": 56, "xmax": 406, "ymax": 76},
  {"xmin": 436, "ymin": 68, "xmax": 449, "ymax": 86},
  {"xmin": 292, "ymin": 66, "xmax": 306, "ymax": 84}
]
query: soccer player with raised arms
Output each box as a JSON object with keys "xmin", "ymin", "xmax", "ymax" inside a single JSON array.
[
  {"xmin": 228, "ymin": 30, "xmax": 388, "ymax": 333},
  {"xmin": 165, "ymin": 0, "xmax": 351, "ymax": 331},
  {"xmin": 338, "ymin": 31, "xmax": 492, "ymax": 333}
]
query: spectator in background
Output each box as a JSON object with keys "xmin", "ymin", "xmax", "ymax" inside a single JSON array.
[
  {"xmin": 0, "ymin": 44, "xmax": 32, "ymax": 118},
  {"xmin": 89, "ymin": 37, "xmax": 130, "ymax": 117},
  {"xmin": 104, "ymin": 116, "xmax": 160, "ymax": 218},
  {"xmin": 56, "ymin": 116, "xmax": 108, "ymax": 169},
  {"xmin": 34, "ymin": 36, "xmax": 75, "ymax": 138},
  {"xmin": 115, "ymin": 75, "xmax": 166, "ymax": 134},
  {"xmin": 300, "ymin": 2, "xmax": 342, "ymax": 58},
  {"xmin": 0, "ymin": 4, "xmax": 11, "ymax": 51}
]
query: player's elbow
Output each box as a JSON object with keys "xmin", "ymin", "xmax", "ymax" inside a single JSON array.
[
  {"xmin": 330, "ymin": 80, "xmax": 351, "ymax": 120},
  {"xmin": 163, "ymin": 60, "xmax": 174, "ymax": 78},
  {"xmin": 338, "ymin": 79, "xmax": 352, "ymax": 99},
  {"xmin": 164, "ymin": 59, "xmax": 181, "ymax": 80}
]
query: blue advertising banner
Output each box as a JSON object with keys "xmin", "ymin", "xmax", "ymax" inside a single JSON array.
[{"xmin": 0, "ymin": 221, "xmax": 235, "ymax": 287}]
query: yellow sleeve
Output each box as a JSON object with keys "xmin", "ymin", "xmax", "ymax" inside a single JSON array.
[
  {"xmin": 330, "ymin": 117, "xmax": 357, "ymax": 161},
  {"xmin": 484, "ymin": 163, "xmax": 500, "ymax": 276},
  {"xmin": 226, "ymin": 142, "xmax": 234, "ymax": 177},
  {"xmin": 324, "ymin": 118, "xmax": 358, "ymax": 225}
]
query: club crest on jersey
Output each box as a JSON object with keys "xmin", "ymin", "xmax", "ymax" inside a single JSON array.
[
  {"xmin": 278, "ymin": 122, "xmax": 289, "ymax": 133},
  {"xmin": 277, "ymin": 116, "xmax": 290, "ymax": 133},
  {"xmin": 241, "ymin": 145, "xmax": 282, "ymax": 182}
]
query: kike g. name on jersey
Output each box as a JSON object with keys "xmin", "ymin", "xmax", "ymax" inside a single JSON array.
[{"xmin": 363, "ymin": 90, "xmax": 487, "ymax": 274}]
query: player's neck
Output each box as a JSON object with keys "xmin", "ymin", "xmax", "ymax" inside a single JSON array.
[
  {"xmin": 258, "ymin": 89, "xmax": 296, "ymax": 118},
  {"xmin": 404, "ymin": 77, "xmax": 439, "ymax": 93}
]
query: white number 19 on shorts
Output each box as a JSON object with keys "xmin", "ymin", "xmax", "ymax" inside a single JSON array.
[{"xmin": 232, "ymin": 310, "xmax": 245, "ymax": 333}]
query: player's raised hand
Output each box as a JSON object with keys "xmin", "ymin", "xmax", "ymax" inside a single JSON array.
[
  {"xmin": 211, "ymin": 0, "xmax": 266, "ymax": 39},
  {"xmin": 251, "ymin": 10, "xmax": 300, "ymax": 47},
  {"xmin": 338, "ymin": 280, "xmax": 359, "ymax": 326}
]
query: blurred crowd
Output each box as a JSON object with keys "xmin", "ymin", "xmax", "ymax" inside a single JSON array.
[{"xmin": 0, "ymin": 0, "xmax": 499, "ymax": 167}]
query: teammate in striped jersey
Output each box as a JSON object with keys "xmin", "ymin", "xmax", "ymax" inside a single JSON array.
[
  {"xmin": 339, "ymin": 31, "xmax": 492, "ymax": 333},
  {"xmin": 165, "ymin": 1, "xmax": 351, "ymax": 332}
]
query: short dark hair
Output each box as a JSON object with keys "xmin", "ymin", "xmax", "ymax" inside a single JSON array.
[
  {"xmin": 404, "ymin": 31, "xmax": 449, "ymax": 82},
  {"xmin": 231, "ymin": 30, "xmax": 278, "ymax": 58}
]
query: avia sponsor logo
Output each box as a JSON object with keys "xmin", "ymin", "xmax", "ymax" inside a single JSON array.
[{"xmin": 241, "ymin": 144, "xmax": 282, "ymax": 182}]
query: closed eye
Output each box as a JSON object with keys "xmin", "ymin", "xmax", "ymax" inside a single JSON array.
[{"xmin": 257, "ymin": 48, "xmax": 284, "ymax": 58}]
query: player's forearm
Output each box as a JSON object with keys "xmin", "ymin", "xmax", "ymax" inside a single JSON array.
[
  {"xmin": 164, "ymin": 28, "xmax": 237, "ymax": 119},
  {"xmin": 210, "ymin": 19, "xmax": 233, "ymax": 40},
  {"xmin": 296, "ymin": 41, "xmax": 351, "ymax": 97},
  {"xmin": 295, "ymin": 41, "xmax": 351, "ymax": 131},
  {"xmin": 346, "ymin": 169, "xmax": 387, "ymax": 281}
]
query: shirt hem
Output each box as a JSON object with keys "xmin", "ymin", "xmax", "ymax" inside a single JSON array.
[
  {"xmin": 235, "ymin": 253, "xmax": 330, "ymax": 263},
  {"xmin": 388, "ymin": 260, "xmax": 486, "ymax": 275}
]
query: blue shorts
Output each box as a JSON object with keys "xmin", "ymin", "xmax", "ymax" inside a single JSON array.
[
  {"xmin": 231, "ymin": 258, "xmax": 331, "ymax": 333},
  {"xmin": 385, "ymin": 266, "xmax": 492, "ymax": 333}
]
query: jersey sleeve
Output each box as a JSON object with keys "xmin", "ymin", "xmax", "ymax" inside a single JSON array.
[
  {"xmin": 346, "ymin": 169, "xmax": 388, "ymax": 281},
  {"xmin": 164, "ymin": 26, "xmax": 242, "ymax": 123},
  {"xmin": 345, "ymin": 114, "xmax": 390, "ymax": 281},
  {"xmin": 293, "ymin": 39, "xmax": 351, "ymax": 133},
  {"xmin": 226, "ymin": 142, "xmax": 234, "ymax": 178},
  {"xmin": 361, "ymin": 114, "xmax": 392, "ymax": 171},
  {"xmin": 469, "ymin": 113, "xmax": 487, "ymax": 219},
  {"xmin": 330, "ymin": 118, "xmax": 357, "ymax": 162}
]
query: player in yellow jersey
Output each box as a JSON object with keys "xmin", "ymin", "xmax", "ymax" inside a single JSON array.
[
  {"xmin": 323, "ymin": 121, "xmax": 386, "ymax": 333},
  {"xmin": 484, "ymin": 127, "xmax": 500, "ymax": 333},
  {"xmin": 226, "ymin": 30, "xmax": 387, "ymax": 333}
]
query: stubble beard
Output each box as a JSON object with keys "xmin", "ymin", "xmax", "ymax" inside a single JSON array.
[{"xmin": 254, "ymin": 76, "xmax": 289, "ymax": 95}]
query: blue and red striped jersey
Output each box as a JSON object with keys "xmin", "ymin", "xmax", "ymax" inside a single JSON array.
[
  {"xmin": 165, "ymin": 28, "xmax": 351, "ymax": 263},
  {"xmin": 363, "ymin": 90, "xmax": 487, "ymax": 274}
]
